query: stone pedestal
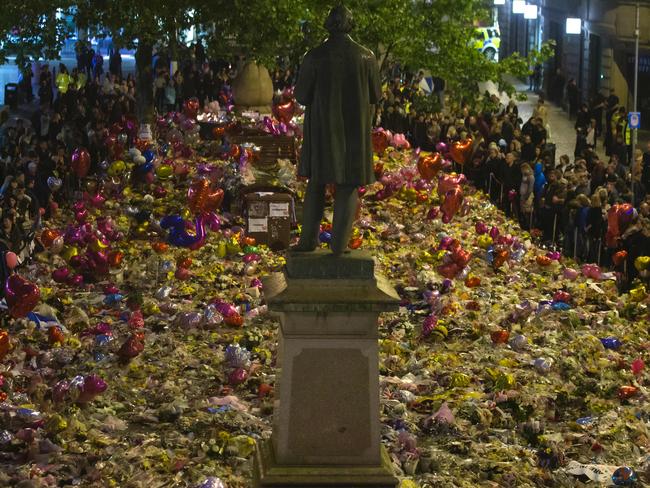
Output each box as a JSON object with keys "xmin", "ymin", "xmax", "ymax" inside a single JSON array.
[{"xmin": 254, "ymin": 250, "xmax": 399, "ymax": 487}]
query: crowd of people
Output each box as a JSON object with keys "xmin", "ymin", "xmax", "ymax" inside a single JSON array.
[
  {"xmin": 1, "ymin": 50, "xmax": 649, "ymax": 290},
  {"xmin": 0, "ymin": 43, "xmax": 246, "ymax": 264},
  {"xmin": 373, "ymin": 68, "xmax": 650, "ymax": 290}
]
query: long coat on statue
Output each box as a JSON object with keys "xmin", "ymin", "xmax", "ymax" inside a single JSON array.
[{"xmin": 294, "ymin": 33, "xmax": 381, "ymax": 185}]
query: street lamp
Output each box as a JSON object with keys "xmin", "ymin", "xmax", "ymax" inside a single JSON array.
[
  {"xmin": 513, "ymin": 0, "xmax": 526, "ymax": 14},
  {"xmin": 631, "ymin": 1, "xmax": 640, "ymax": 204},
  {"xmin": 566, "ymin": 18, "xmax": 581, "ymax": 34},
  {"xmin": 524, "ymin": 4, "xmax": 538, "ymax": 19}
]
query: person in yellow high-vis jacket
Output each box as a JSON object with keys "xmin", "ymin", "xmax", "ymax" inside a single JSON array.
[{"xmin": 55, "ymin": 64, "xmax": 71, "ymax": 96}]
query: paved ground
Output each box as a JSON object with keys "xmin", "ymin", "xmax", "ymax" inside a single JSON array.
[
  {"xmin": 2, "ymin": 65, "xmax": 647, "ymax": 158},
  {"xmin": 0, "ymin": 55, "xmax": 136, "ymax": 105},
  {"xmin": 515, "ymin": 81, "xmax": 650, "ymax": 162},
  {"xmin": 516, "ymin": 85, "xmax": 576, "ymax": 161}
]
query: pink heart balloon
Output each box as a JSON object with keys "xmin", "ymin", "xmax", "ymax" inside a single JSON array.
[
  {"xmin": 52, "ymin": 267, "xmax": 70, "ymax": 283},
  {"xmin": 4, "ymin": 252, "xmax": 18, "ymax": 270},
  {"xmin": 5, "ymin": 274, "xmax": 40, "ymax": 318}
]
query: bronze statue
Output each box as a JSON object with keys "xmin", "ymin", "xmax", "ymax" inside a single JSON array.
[{"xmin": 292, "ymin": 5, "xmax": 381, "ymax": 256}]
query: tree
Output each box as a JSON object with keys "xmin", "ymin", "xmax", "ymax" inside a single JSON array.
[
  {"xmin": 198, "ymin": 0, "xmax": 311, "ymax": 67},
  {"xmin": 75, "ymin": 0, "xmax": 197, "ymax": 127},
  {"xmin": 0, "ymin": 1, "xmax": 73, "ymax": 73},
  {"xmin": 296, "ymin": 0, "xmax": 554, "ymax": 107}
]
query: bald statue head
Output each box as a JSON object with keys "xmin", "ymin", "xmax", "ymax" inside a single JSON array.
[{"xmin": 325, "ymin": 4, "xmax": 355, "ymax": 34}]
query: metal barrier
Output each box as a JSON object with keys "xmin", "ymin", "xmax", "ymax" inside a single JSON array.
[{"xmin": 488, "ymin": 173, "xmax": 504, "ymax": 207}]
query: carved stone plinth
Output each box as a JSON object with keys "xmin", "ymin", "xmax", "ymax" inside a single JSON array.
[{"xmin": 254, "ymin": 250, "xmax": 399, "ymax": 487}]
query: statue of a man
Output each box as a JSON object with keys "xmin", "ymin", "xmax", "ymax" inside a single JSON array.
[{"xmin": 292, "ymin": 4, "xmax": 381, "ymax": 256}]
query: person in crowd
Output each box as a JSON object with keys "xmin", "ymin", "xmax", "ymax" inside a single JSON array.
[
  {"xmin": 500, "ymin": 151, "xmax": 521, "ymax": 217},
  {"xmin": 521, "ymin": 134, "xmax": 535, "ymax": 162},
  {"xmin": 540, "ymin": 169, "xmax": 567, "ymax": 243},
  {"xmin": 529, "ymin": 64, "xmax": 542, "ymax": 92},
  {"xmin": 574, "ymin": 127, "xmax": 588, "ymax": 159},
  {"xmin": 109, "ymin": 46, "xmax": 122, "ymax": 78},
  {"xmin": 551, "ymin": 68, "xmax": 566, "ymax": 106},
  {"xmin": 611, "ymin": 136, "xmax": 629, "ymax": 169},
  {"xmin": 590, "ymin": 91, "xmax": 606, "ymax": 145},
  {"xmin": 575, "ymin": 103, "xmax": 591, "ymax": 131},
  {"xmin": 519, "ymin": 162, "xmax": 535, "ymax": 229},
  {"xmin": 38, "ymin": 65, "xmax": 53, "ymax": 107},
  {"xmin": 164, "ymin": 78, "xmax": 177, "ymax": 113},
  {"xmin": 585, "ymin": 191, "xmax": 605, "ymax": 263},
  {"xmin": 532, "ymin": 98, "xmax": 548, "ymax": 127},
  {"xmin": 567, "ymin": 78, "xmax": 579, "ymax": 119},
  {"xmin": 92, "ymin": 51, "xmax": 104, "ymax": 81}
]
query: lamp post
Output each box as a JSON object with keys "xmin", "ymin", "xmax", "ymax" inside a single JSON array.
[{"xmin": 631, "ymin": 1, "xmax": 639, "ymax": 205}]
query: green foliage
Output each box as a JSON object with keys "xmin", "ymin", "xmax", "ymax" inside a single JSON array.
[
  {"xmin": 0, "ymin": 0, "xmax": 74, "ymax": 71},
  {"xmin": 75, "ymin": 0, "xmax": 196, "ymax": 50},
  {"xmin": 200, "ymin": 0, "xmax": 312, "ymax": 67},
  {"xmin": 411, "ymin": 92, "xmax": 442, "ymax": 115},
  {"xmin": 300, "ymin": 1, "xmax": 555, "ymax": 107},
  {"xmin": 0, "ymin": 0, "xmax": 556, "ymax": 112}
]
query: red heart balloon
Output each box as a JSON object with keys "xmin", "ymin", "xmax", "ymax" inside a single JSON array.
[
  {"xmin": 491, "ymin": 329, "xmax": 510, "ymax": 344},
  {"xmin": 613, "ymin": 250, "xmax": 628, "ymax": 266},
  {"xmin": 5, "ymin": 274, "xmax": 40, "ymax": 318},
  {"xmin": 187, "ymin": 179, "xmax": 224, "ymax": 214},
  {"xmin": 273, "ymin": 100, "xmax": 296, "ymax": 124},
  {"xmin": 372, "ymin": 130, "xmax": 390, "ymax": 155},
  {"xmin": 437, "ymin": 262, "xmax": 460, "ymax": 279},
  {"xmin": 450, "ymin": 139, "xmax": 473, "ymax": 164},
  {"xmin": 71, "ymin": 147, "xmax": 91, "ymax": 178},
  {"xmin": 452, "ymin": 248, "xmax": 471, "ymax": 268},
  {"xmin": 493, "ymin": 249, "xmax": 510, "ymax": 269},
  {"xmin": 438, "ymin": 173, "xmax": 467, "ymax": 196},
  {"xmin": 183, "ymin": 97, "xmax": 200, "ymax": 119},
  {"xmin": 52, "ymin": 267, "xmax": 70, "ymax": 283},
  {"xmin": 441, "ymin": 186, "xmax": 463, "ymax": 224},
  {"xmin": 417, "ymin": 153, "xmax": 443, "ymax": 181}
]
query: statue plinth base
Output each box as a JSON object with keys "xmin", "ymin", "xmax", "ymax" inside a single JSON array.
[
  {"xmin": 254, "ymin": 250, "xmax": 399, "ymax": 487},
  {"xmin": 254, "ymin": 439, "xmax": 397, "ymax": 487}
]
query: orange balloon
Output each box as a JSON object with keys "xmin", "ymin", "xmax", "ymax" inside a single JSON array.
[
  {"xmin": 349, "ymin": 237, "xmax": 363, "ymax": 250},
  {"xmin": 48, "ymin": 326, "xmax": 65, "ymax": 345},
  {"xmin": 618, "ymin": 385, "xmax": 639, "ymax": 400},
  {"xmin": 41, "ymin": 229, "xmax": 61, "ymax": 248},
  {"xmin": 465, "ymin": 276, "xmax": 481, "ymax": 288},
  {"xmin": 491, "ymin": 329, "xmax": 510, "ymax": 344},
  {"xmin": 438, "ymin": 173, "xmax": 467, "ymax": 196},
  {"xmin": 229, "ymin": 144, "xmax": 241, "ymax": 159},
  {"xmin": 273, "ymin": 100, "xmax": 296, "ymax": 124},
  {"xmin": 613, "ymin": 250, "xmax": 628, "ymax": 266},
  {"xmin": 152, "ymin": 242, "xmax": 169, "ymax": 254},
  {"xmin": 450, "ymin": 139, "xmax": 473, "ymax": 164},
  {"xmin": 187, "ymin": 179, "xmax": 224, "ymax": 214},
  {"xmin": 213, "ymin": 126, "xmax": 226, "ymax": 138},
  {"xmin": 441, "ymin": 186, "xmax": 463, "ymax": 224},
  {"xmin": 108, "ymin": 251, "xmax": 124, "ymax": 268},
  {"xmin": 372, "ymin": 131, "xmax": 390, "ymax": 154},
  {"xmin": 493, "ymin": 249, "xmax": 509, "ymax": 269},
  {"xmin": 243, "ymin": 237, "xmax": 257, "ymax": 246},
  {"xmin": 177, "ymin": 256, "xmax": 192, "ymax": 269},
  {"xmin": 225, "ymin": 314, "xmax": 244, "ymax": 327},
  {"xmin": 536, "ymin": 255, "xmax": 552, "ymax": 266},
  {"xmin": 0, "ymin": 330, "xmax": 9, "ymax": 360},
  {"xmin": 417, "ymin": 153, "xmax": 443, "ymax": 180}
]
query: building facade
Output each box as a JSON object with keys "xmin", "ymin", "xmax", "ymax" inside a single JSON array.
[{"xmin": 498, "ymin": 0, "xmax": 650, "ymax": 127}]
